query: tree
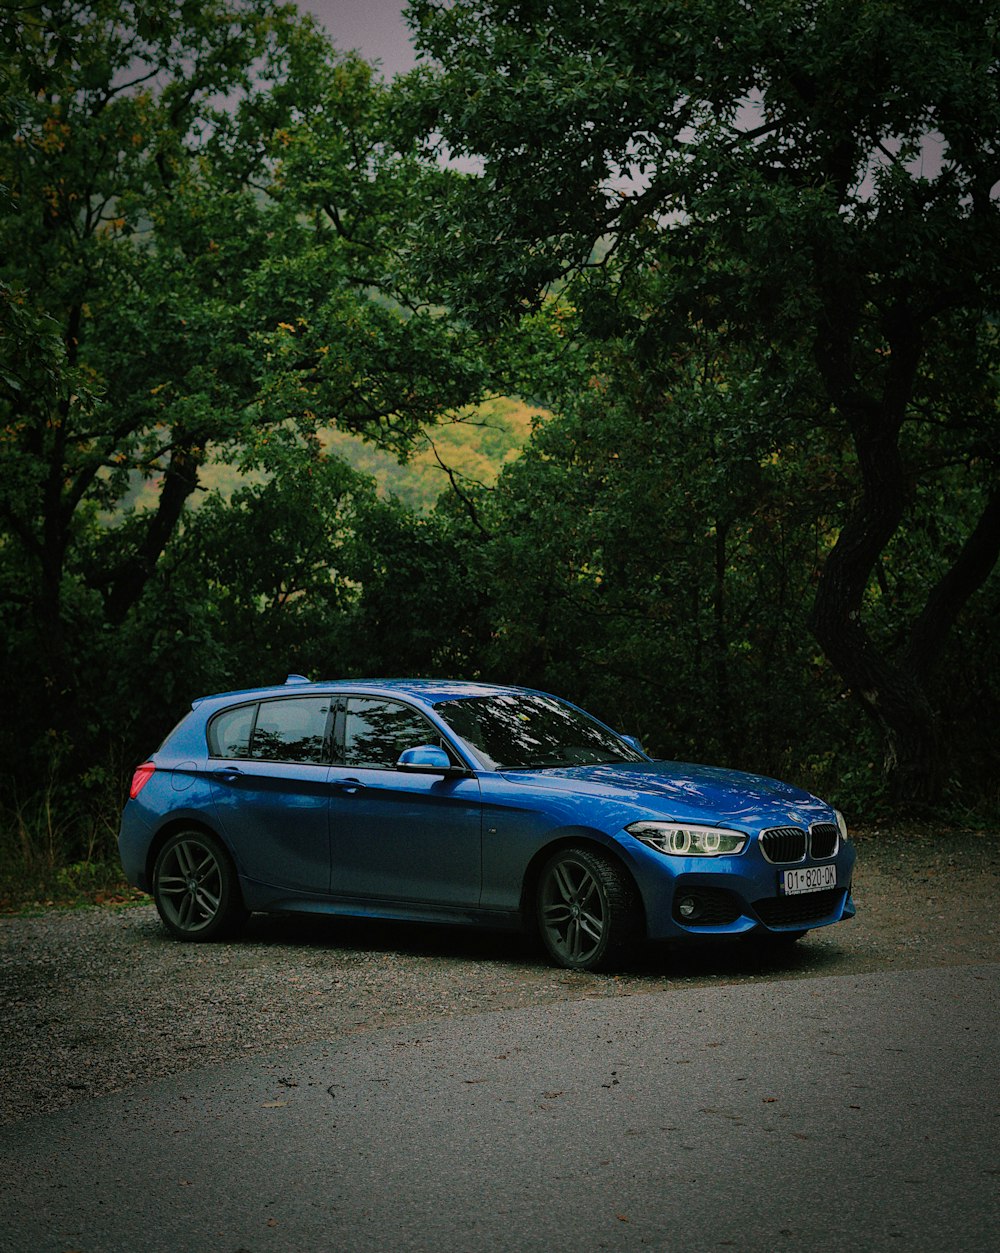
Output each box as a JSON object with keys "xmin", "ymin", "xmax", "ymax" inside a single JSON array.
[
  {"xmin": 0, "ymin": 1, "xmax": 492, "ymax": 779},
  {"xmin": 404, "ymin": 0, "xmax": 1000, "ymax": 801},
  {"xmin": 107, "ymin": 448, "xmax": 380, "ymax": 754}
]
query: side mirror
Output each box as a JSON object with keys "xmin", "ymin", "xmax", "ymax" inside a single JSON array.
[{"xmin": 396, "ymin": 745, "xmax": 464, "ymax": 776}]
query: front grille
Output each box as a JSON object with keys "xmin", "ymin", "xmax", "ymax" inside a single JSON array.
[
  {"xmin": 810, "ymin": 823, "xmax": 839, "ymax": 858},
  {"xmin": 754, "ymin": 888, "xmax": 842, "ymax": 928},
  {"xmin": 758, "ymin": 826, "xmax": 806, "ymax": 864},
  {"xmin": 759, "ymin": 823, "xmax": 839, "ymax": 863}
]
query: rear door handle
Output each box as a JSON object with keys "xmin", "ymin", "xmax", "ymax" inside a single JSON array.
[{"xmin": 214, "ymin": 766, "xmax": 244, "ymax": 782}]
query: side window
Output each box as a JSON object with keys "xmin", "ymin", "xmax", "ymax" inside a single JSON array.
[
  {"xmin": 340, "ymin": 698, "xmax": 440, "ymax": 769},
  {"xmin": 208, "ymin": 704, "xmax": 256, "ymax": 759},
  {"xmin": 250, "ymin": 698, "xmax": 332, "ymax": 764}
]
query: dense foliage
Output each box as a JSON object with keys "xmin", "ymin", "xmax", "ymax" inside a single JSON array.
[
  {"xmin": 1, "ymin": 0, "xmax": 998, "ymax": 892},
  {"xmin": 404, "ymin": 0, "xmax": 1000, "ymax": 803}
]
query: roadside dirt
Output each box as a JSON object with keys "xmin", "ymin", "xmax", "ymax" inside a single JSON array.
[{"xmin": 1, "ymin": 825, "xmax": 996, "ymax": 1127}]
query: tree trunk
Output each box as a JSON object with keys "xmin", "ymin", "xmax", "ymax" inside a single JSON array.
[
  {"xmin": 810, "ymin": 434, "xmax": 1000, "ymax": 804},
  {"xmin": 100, "ymin": 445, "xmax": 202, "ymax": 626}
]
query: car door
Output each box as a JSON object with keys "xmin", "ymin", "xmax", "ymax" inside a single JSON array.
[
  {"xmin": 327, "ymin": 696, "xmax": 483, "ymax": 907},
  {"xmin": 208, "ymin": 696, "xmax": 334, "ymax": 894}
]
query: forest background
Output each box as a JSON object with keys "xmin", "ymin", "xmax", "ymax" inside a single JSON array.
[{"xmin": 2, "ymin": 0, "xmax": 998, "ymax": 903}]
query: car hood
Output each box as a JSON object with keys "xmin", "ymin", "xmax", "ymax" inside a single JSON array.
[{"xmin": 497, "ymin": 760, "xmax": 833, "ymax": 830}]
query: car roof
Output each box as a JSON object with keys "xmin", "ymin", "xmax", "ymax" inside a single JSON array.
[{"xmin": 190, "ymin": 677, "xmax": 534, "ymax": 710}]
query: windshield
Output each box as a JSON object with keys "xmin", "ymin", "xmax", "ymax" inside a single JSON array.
[{"xmin": 433, "ymin": 693, "xmax": 646, "ymax": 771}]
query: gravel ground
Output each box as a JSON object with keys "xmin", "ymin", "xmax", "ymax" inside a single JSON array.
[{"xmin": 1, "ymin": 826, "xmax": 997, "ymax": 1127}]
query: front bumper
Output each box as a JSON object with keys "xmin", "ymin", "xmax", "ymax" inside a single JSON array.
[{"xmin": 633, "ymin": 840, "xmax": 857, "ymax": 941}]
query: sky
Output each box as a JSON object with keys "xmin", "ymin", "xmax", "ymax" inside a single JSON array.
[
  {"xmin": 301, "ymin": 0, "xmax": 418, "ymax": 77},
  {"xmin": 294, "ymin": 4, "xmax": 950, "ymax": 191}
]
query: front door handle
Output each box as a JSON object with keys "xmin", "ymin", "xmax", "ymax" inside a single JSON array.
[
  {"xmin": 333, "ymin": 777, "xmax": 365, "ymax": 795},
  {"xmin": 214, "ymin": 766, "xmax": 244, "ymax": 782}
]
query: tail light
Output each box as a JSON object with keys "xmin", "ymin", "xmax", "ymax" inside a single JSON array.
[{"xmin": 129, "ymin": 762, "xmax": 156, "ymax": 799}]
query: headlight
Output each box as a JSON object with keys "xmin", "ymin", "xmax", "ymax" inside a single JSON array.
[
  {"xmin": 834, "ymin": 809, "xmax": 849, "ymax": 840},
  {"xmin": 626, "ymin": 821, "xmax": 747, "ymax": 856}
]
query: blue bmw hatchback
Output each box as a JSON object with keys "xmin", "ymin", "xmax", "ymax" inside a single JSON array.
[{"xmin": 119, "ymin": 677, "xmax": 855, "ymax": 970}]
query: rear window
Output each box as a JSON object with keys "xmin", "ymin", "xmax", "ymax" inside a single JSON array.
[
  {"xmin": 207, "ymin": 698, "xmax": 332, "ymax": 764},
  {"xmin": 252, "ymin": 698, "xmax": 332, "ymax": 764},
  {"xmin": 208, "ymin": 704, "xmax": 255, "ymax": 759}
]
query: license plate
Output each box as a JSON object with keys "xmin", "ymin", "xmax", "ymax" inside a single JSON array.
[{"xmin": 781, "ymin": 864, "xmax": 837, "ymax": 895}]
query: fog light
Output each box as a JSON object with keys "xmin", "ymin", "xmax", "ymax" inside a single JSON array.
[{"xmin": 678, "ymin": 895, "xmax": 701, "ymax": 921}]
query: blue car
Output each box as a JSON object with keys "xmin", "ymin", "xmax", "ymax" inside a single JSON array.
[{"xmin": 119, "ymin": 677, "xmax": 855, "ymax": 970}]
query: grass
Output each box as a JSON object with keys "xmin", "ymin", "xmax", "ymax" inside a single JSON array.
[
  {"xmin": 0, "ymin": 777, "xmax": 145, "ymax": 914},
  {"xmin": 0, "ymin": 858, "xmax": 147, "ymax": 915}
]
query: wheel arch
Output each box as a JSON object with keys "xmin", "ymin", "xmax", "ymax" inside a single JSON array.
[
  {"xmin": 145, "ymin": 815, "xmax": 234, "ymax": 889},
  {"xmin": 519, "ymin": 830, "xmax": 648, "ymax": 939}
]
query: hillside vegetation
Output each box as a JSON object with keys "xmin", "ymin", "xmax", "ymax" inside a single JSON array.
[{"xmin": 125, "ymin": 398, "xmax": 537, "ymax": 515}]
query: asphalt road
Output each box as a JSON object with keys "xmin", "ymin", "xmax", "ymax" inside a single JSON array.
[{"xmin": 1, "ymin": 962, "xmax": 996, "ymax": 1252}]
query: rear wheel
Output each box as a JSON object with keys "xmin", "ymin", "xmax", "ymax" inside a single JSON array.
[
  {"xmin": 152, "ymin": 830, "xmax": 247, "ymax": 941},
  {"xmin": 535, "ymin": 846, "xmax": 639, "ymax": 971}
]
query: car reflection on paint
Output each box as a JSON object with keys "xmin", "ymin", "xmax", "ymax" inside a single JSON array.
[{"xmin": 119, "ymin": 677, "xmax": 856, "ymax": 971}]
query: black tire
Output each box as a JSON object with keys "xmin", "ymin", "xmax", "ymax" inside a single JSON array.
[
  {"xmin": 152, "ymin": 829, "xmax": 248, "ymax": 942},
  {"xmin": 535, "ymin": 846, "xmax": 640, "ymax": 971}
]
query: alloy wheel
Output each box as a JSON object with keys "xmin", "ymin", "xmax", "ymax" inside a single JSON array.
[
  {"xmin": 539, "ymin": 854, "xmax": 608, "ymax": 967},
  {"xmin": 155, "ymin": 835, "xmax": 225, "ymax": 935}
]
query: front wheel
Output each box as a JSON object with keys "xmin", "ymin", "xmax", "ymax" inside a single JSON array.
[
  {"xmin": 535, "ymin": 846, "xmax": 640, "ymax": 971},
  {"xmin": 152, "ymin": 829, "xmax": 247, "ymax": 941}
]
